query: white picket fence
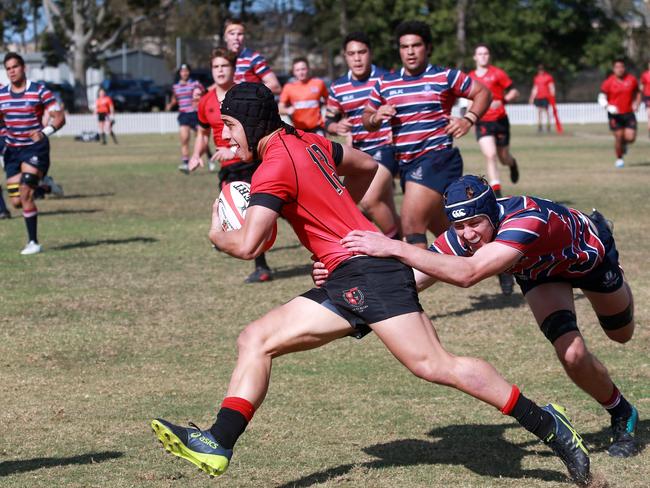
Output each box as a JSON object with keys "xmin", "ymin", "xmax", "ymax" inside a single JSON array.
[{"xmin": 55, "ymin": 103, "xmax": 649, "ymax": 137}]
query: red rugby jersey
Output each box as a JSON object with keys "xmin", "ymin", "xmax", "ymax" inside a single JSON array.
[
  {"xmin": 197, "ymin": 89, "xmax": 240, "ymax": 168},
  {"xmin": 639, "ymin": 70, "xmax": 650, "ymax": 97},
  {"xmin": 469, "ymin": 65, "xmax": 512, "ymax": 122},
  {"xmin": 250, "ymin": 129, "xmax": 378, "ymax": 271},
  {"xmin": 601, "ymin": 73, "xmax": 638, "ymax": 114},
  {"xmin": 533, "ymin": 72, "xmax": 554, "ymax": 99}
]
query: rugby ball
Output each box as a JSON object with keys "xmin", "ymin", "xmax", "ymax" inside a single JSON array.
[{"xmin": 217, "ymin": 181, "xmax": 277, "ymax": 252}]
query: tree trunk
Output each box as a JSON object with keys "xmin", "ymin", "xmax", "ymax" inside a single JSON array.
[
  {"xmin": 456, "ymin": 0, "xmax": 468, "ymax": 69},
  {"xmin": 72, "ymin": 42, "xmax": 88, "ymax": 112}
]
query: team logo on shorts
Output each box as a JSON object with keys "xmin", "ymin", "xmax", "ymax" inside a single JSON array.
[
  {"xmin": 343, "ymin": 287, "xmax": 365, "ymax": 307},
  {"xmin": 29, "ymin": 155, "xmax": 39, "ymax": 165},
  {"xmin": 602, "ymin": 270, "xmax": 621, "ymax": 289}
]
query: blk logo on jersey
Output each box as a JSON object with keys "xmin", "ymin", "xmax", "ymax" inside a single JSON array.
[{"xmin": 343, "ymin": 287, "xmax": 365, "ymax": 307}]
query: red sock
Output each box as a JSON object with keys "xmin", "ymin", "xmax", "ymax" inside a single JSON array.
[
  {"xmin": 221, "ymin": 396, "xmax": 255, "ymax": 422},
  {"xmin": 500, "ymin": 385, "xmax": 520, "ymax": 415}
]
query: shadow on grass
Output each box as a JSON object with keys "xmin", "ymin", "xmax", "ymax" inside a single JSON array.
[
  {"xmin": 276, "ymin": 423, "xmax": 566, "ymax": 487},
  {"xmin": 582, "ymin": 418, "xmax": 648, "ymax": 454},
  {"xmin": 629, "ymin": 161, "xmax": 650, "ymax": 167},
  {"xmin": 40, "ymin": 208, "xmax": 102, "ymax": 216},
  {"xmin": 430, "ymin": 292, "xmax": 526, "ymax": 320},
  {"xmin": 51, "ymin": 237, "xmax": 158, "ymax": 250},
  {"xmin": 272, "ymin": 263, "xmax": 313, "ymax": 280},
  {"xmin": 60, "ymin": 192, "xmax": 115, "ymax": 200},
  {"xmin": 0, "ymin": 450, "xmax": 123, "ymax": 477}
]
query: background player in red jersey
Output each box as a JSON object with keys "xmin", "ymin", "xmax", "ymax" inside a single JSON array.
[
  {"xmin": 189, "ymin": 48, "xmax": 274, "ymax": 283},
  {"xmin": 598, "ymin": 58, "xmax": 639, "ymax": 168},
  {"xmin": 151, "ymin": 84, "xmax": 591, "ymax": 486},
  {"xmin": 337, "ymin": 175, "xmax": 639, "ymax": 459},
  {"xmin": 326, "ymin": 31, "xmax": 400, "ymax": 239},
  {"xmin": 639, "ymin": 61, "xmax": 650, "ymax": 138},
  {"xmin": 363, "ymin": 21, "xmax": 491, "ymax": 245},
  {"xmin": 223, "ymin": 18, "xmax": 281, "ymax": 95},
  {"xmin": 469, "ymin": 45, "xmax": 520, "ymax": 198},
  {"xmin": 529, "ymin": 64, "xmax": 556, "ymax": 133}
]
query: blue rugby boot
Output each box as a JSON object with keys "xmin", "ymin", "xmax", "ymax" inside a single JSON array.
[
  {"xmin": 151, "ymin": 418, "xmax": 232, "ymax": 477},
  {"xmin": 542, "ymin": 404, "xmax": 590, "ymax": 485},
  {"xmin": 608, "ymin": 406, "xmax": 640, "ymax": 457}
]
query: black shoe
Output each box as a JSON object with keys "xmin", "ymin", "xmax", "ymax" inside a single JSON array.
[
  {"xmin": 509, "ymin": 159, "xmax": 519, "ymax": 184},
  {"xmin": 244, "ymin": 266, "xmax": 273, "ymax": 283},
  {"xmin": 608, "ymin": 407, "xmax": 640, "ymax": 457},
  {"xmin": 498, "ymin": 273, "xmax": 514, "ymax": 296},
  {"xmin": 0, "ymin": 210, "xmax": 11, "ymax": 219},
  {"xmin": 542, "ymin": 404, "xmax": 591, "ymax": 485}
]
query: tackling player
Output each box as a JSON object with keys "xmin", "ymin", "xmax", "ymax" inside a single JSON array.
[
  {"xmin": 326, "ymin": 31, "xmax": 400, "ymax": 239},
  {"xmin": 339, "ymin": 175, "xmax": 639, "ymax": 459},
  {"xmin": 223, "ymin": 18, "xmax": 281, "ymax": 95},
  {"xmin": 363, "ymin": 21, "xmax": 491, "ymax": 245},
  {"xmin": 598, "ymin": 58, "xmax": 639, "ymax": 168},
  {"xmin": 529, "ymin": 64, "xmax": 555, "ymax": 133},
  {"xmin": 189, "ymin": 48, "xmax": 274, "ymax": 284},
  {"xmin": 151, "ymin": 83, "xmax": 591, "ymax": 485},
  {"xmin": 166, "ymin": 63, "xmax": 204, "ymax": 174},
  {"xmin": 0, "ymin": 52, "xmax": 66, "ymax": 254},
  {"xmin": 469, "ymin": 44, "xmax": 520, "ymax": 197},
  {"xmin": 279, "ymin": 57, "xmax": 328, "ymax": 134},
  {"xmin": 639, "ymin": 61, "xmax": 650, "ymax": 138}
]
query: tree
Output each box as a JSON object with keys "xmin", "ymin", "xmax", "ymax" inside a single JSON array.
[{"xmin": 42, "ymin": 0, "xmax": 175, "ymax": 110}]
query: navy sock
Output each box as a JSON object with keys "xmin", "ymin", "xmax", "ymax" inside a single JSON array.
[
  {"xmin": 24, "ymin": 211, "xmax": 38, "ymax": 242},
  {"xmin": 510, "ymin": 393, "xmax": 555, "ymax": 441},
  {"xmin": 255, "ymin": 253, "xmax": 268, "ymax": 269},
  {"xmin": 209, "ymin": 408, "xmax": 248, "ymax": 449},
  {"xmin": 603, "ymin": 385, "xmax": 633, "ymax": 419}
]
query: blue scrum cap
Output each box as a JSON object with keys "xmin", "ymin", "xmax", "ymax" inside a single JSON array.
[{"xmin": 444, "ymin": 175, "xmax": 500, "ymax": 228}]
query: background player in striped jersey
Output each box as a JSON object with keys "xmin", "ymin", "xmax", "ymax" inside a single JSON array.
[
  {"xmin": 469, "ymin": 45, "xmax": 520, "ymax": 197},
  {"xmin": 189, "ymin": 48, "xmax": 274, "ymax": 283},
  {"xmin": 529, "ymin": 64, "xmax": 556, "ymax": 133},
  {"xmin": 223, "ymin": 18, "xmax": 281, "ymax": 95},
  {"xmin": 339, "ymin": 175, "xmax": 639, "ymax": 458},
  {"xmin": 598, "ymin": 59, "xmax": 640, "ymax": 168},
  {"xmin": 166, "ymin": 63, "xmax": 204, "ymax": 174},
  {"xmin": 363, "ymin": 21, "xmax": 491, "ymax": 246},
  {"xmin": 151, "ymin": 85, "xmax": 590, "ymax": 485},
  {"xmin": 279, "ymin": 57, "xmax": 328, "ymax": 134},
  {"xmin": 0, "ymin": 52, "xmax": 66, "ymax": 254},
  {"xmin": 326, "ymin": 31, "xmax": 400, "ymax": 239},
  {"xmin": 641, "ymin": 61, "xmax": 650, "ymax": 138}
]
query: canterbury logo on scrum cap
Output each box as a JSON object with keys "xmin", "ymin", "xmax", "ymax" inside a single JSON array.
[{"xmin": 451, "ymin": 208, "xmax": 467, "ymax": 219}]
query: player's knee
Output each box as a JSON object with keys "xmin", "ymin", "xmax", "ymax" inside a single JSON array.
[
  {"xmin": 236, "ymin": 323, "xmax": 268, "ymax": 356},
  {"xmin": 597, "ymin": 302, "xmax": 634, "ymax": 343},
  {"xmin": 408, "ymin": 357, "xmax": 455, "ymax": 386},
  {"xmin": 540, "ymin": 310, "xmax": 579, "ymax": 344},
  {"xmin": 559, "ymin": 339, "xmax": 590, "ymax": 372},
  {"xmin": 20, "ymin": 172, "xmax": 40, "ymax": 189}
]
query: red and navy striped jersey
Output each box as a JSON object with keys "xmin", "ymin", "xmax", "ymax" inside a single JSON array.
[
  {"xmin": 172, "ymin": 79, "xmax": 202, "ymax": 113},
  {"xmin": 430, "ymin": 196, "xmax": 606, "ymax": 280},
  {"xmin": 327, "ymin": 65, "xmax": 392, "ymax": 152},
  {"xmin": 0, "ymin": 80, "xmax": 57, "ymax": 147},
  {"xmin": 367, "ymin": 64, "xmax": 472, "ymax": 163},
  {"xmin": 235, "ymin": 47, "xmax": 271, "ymax": 85}
]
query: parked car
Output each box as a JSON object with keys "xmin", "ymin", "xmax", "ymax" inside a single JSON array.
[{"xmin": 100, "ymin": 78, "xmax": 166, "ymax": 112}]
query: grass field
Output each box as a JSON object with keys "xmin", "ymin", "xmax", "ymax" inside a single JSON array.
[{"xmin": 0, "ymin": 125, "xmax": 648, "ymax": 487}]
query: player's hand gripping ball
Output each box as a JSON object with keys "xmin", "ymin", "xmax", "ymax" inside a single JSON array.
[{"xmin": 217, "ymin": 181, "xmax": 277, "ymax": 252}]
